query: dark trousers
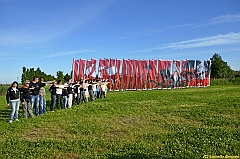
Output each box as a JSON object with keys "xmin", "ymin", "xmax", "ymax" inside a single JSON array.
[
  {"xmin": 56, "ymin": 94, "xmax": 62, "ymax": 109},
  {"xmin": 50, "ymin": 94, "xmax": 56, "ymax": 111}
]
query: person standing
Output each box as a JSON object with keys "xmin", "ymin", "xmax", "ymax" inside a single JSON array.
[
  {"xmin": 67, "ymin": 82, "xmax": 73, "ymax": 108},
  {"xmin": 64, "ymin": 79, "xmax": 73, "ymax": 108},
  {"xmin": 29, "ymin": 76, "xmax": 45, "ymax": 116},
  {"xmin": 56, "ymin": 80, "xmax": 64, "ymax": 109},
  {"xmin": 88, "ymin": 80, "xmax": 95, "ymax": 102},
  {"xmin": 39, "ymin": 77, "xmax": 47, "ymax": 114},
  {"xmin": 62, "ymin": 86, "xmax": 68, "ymax": 109},
  {"xmin": 92, "ymin": 79, "xmax": 97, "ymax": 98},
  {"xmin": 79, "ymin": 80, "xmax": 87, "ymax": 104},
  {"xmin": 6, "ymin": 81, "xmax": 20, "ymax": 123},
  {"xmin": 49, "ymin": 81, "xmax": 57, "ymax": 112},
  {"xmin": 73, "ymin": 81, "xmax": 81, "ymax": 105},
  {"xmin": 20, "ymin": 80, "xmax": 34, "ymax": 118}
]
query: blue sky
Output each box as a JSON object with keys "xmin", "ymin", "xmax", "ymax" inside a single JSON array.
[{"xmin": 1, "ymin": 0, "xmax": 240, "ymax": 83}]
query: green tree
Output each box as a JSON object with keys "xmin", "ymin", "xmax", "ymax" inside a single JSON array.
[
  {"xmin": 210, "ymin": 53, "xmax": 234, "ymax": 79},
  {"xmin": 56, "ymin": 71, "xmax": 64, "ymax": 82},
  {"xmin": 21, "ymin": 67, "xmax": 27, "ymax": 84},
  {"xmin": 64, "ymin": 73, "xmax": 71, "ymax": 82},
  {"xmin": 21, "ymin": 67, "xmax": 57, "ymax": 83}
]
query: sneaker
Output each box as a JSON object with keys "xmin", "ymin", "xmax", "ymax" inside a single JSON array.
[
  {"xmin": 51, "ymin": 111, "xmax": 55, "ymax": 112},
  {"xmin": 15, "ymin": 119, "xmax": 19, "ymax": 121},
  {"xmin": 9, "ymin": 120, "xmax": 12, "ymax": 123}
]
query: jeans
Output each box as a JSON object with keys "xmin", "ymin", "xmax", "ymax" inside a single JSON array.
[
  {"xmin": 9, "ymin": 99, "xmax": 20, "ymax": 121},
  {"xmin": 39, "ymin": 95, "xmax": 46, "ymax": 114},
  {"xmin": 63, "ymin": 96, "xmax": 68, "ymax": 109},
  {"xmin": 88, "ymin": 90, "xmax": 95, "ymax": 101},
  {"xmin": 79, "ymin": 91, "xmax": 87, "ymax": 104},
  {"xmin": 56, "ymin": 94, "xmax": 62, "ymax": 109},
  {"xmin": 50, "ymin": 94, "xmax": 56, "ymax": 111},
  {"xmin": 30, "ymin": 95, "xmax": 39, "ymax": 116}
]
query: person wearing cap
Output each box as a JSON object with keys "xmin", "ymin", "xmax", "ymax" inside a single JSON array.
[
  {"xmin": 20, "ymin": 80, "xmax": 34, "ymax": 118},
  {"xmin": 6, "ymin": 81, "xmax": 20, "ymax": 123}
]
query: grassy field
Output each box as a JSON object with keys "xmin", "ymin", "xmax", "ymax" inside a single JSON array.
[{"xmin": 0, "ymin": 86, "xmax": 239, "ymax": 158}]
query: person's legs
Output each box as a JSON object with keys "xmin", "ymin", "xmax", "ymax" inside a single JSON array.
[
  {"xmin": 63, "ymin": 96, "xmax": 67, "ymax": 109},
  {"xmin": 60, "ymin": 95, "xmax": 64, "ymax": 109},
  {"xmin": 50, "ymin": 95, "xmax": 56, "ymax": 111},
  {"xmin": 9, "ymin": 101, "xmax": 16, "ymax": 122},
  {"xmin": 89, "ymin": 90, "xmax": 94, "ymax": 101},
  {"xmin": 83, "ymin": 92, "xmax": 87, "ymax": 103},
  {"xmin": 22, "ymin": 100, "xmax": 28, "ymax": 118},
  {"xmin": 34, "ymin": 95, "xmax": 40, "ymax": 116},
  {"xmin": 13, "ymin": 100, "xmax": 20, "ymax": 120},
  {"xmin": 30, "ymin": 95, "xmax": 35, "ymax": 110},
  {"xmin": 43, "ymin": 95, "xmax": 46, "ymax": 113},
  {"xmin": 56, "ymin": 94, "xmax": 61, "ymax": 109},
  {"xmin": 68, "ymin": 94, "xmax": 72, "ymax": 108},
  {"xmin": 79, "ymin": 92, "xmax": 82, "ymax": 104},
  {"xmin": 27, "ymin": 100, "xmax": 34, "ymax": 118},
  {"xmin": 39, "ymin": 96, "xmax": 44, "ymax": 115}
]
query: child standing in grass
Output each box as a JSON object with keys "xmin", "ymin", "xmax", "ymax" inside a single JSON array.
[{"xmin": 6, "ymin": 81, "xmax": 20, "ymax": 123}]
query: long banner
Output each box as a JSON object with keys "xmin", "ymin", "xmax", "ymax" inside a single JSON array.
[{"xmin": 72, "ymin": 58, "xmax": 212, "ymax": 90}]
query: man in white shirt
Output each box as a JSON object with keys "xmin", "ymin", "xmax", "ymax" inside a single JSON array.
[{"xmin": 56, "ymin": 80, "xmax": 64, "ymax": 109}]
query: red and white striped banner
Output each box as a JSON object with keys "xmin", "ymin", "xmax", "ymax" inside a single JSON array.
[
  {"xmin": 79, "ymin": 59, "xmax": 86, "ymax": 80},
  {"xmin": 114, "ymin": 59, "xmax": 122, "ymax": 91},
  {"xmin": 141, "ymin": 60, "xmax": 148, "ymax": 90},
  {"xmin": 204, "ymin": 60, "xmax": 211, "ymax": 87},
  {"xmin": 121, "ymin": 59, "xmax": 128, "ymax": 90},
  {"xmin": 148, "ymin": 59, "xmax": 157, "ymax": 89},
  {"xmin": 189, "ymin": 60, "xmax": 196, "ymax": 87},
  {"xmin": 73, "ymin": 59, "xmax": 79, "ymax": 82},
  {"xmin": 108, "ymin": 58, "xmax": 116, "ymax": 90},
  {"xmin": 126, "ymin": 59, "xmax": 132, "ymax": 90},
  {"xmin": 85, "ymin": 58, "xmax": 97, "ymax": 79},
  {"xmin": 72, "ymin": 58, "xmax": 211, "ymax": 90},
  {"xmin": 131, "ymin": 60, "xmax": 137, "ymax": 90},
  {"xmin": 172, "ymin": 60, "xmax": 180, "ymax": 88}
]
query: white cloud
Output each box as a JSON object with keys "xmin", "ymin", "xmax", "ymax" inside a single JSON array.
[
  {"xmin": 38, "ymin": 49, "xmax": 94, "ymax": 59},
  {"xmin": 139, "ymin": 32, "xmax": 240, "ymax": 52},
  {"xmin": 204, "ymin": 13, "xmax": 240, "ymax": 26}
]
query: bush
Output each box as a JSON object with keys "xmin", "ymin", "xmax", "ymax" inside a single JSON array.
[
  {"xmin": 210, "ymin": 77, "xmax": 240, "ymax": 86},
  {"xmin": 230, "ymin": 77, "xmax": 240, "ymax": 85},
  {"xmin": 210, "ymin": 78, "xmax": 233, "ymax": 86}
]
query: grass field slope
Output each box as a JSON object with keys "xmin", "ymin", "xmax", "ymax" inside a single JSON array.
[{"xmin": 0, "ymin": 86, "xmax": 239, "ymax": 158}]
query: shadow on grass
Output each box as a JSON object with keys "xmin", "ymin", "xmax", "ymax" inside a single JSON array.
[{"xmin": 0, "ymin": 109, "xmax": 10, "ymax": 121}]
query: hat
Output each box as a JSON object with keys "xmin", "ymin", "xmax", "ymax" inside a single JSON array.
[{"xmin": 25, "ymin": 80, "xmax": 30, "ymax": 84}]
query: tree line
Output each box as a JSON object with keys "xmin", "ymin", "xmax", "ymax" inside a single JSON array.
[
  {"xmin": 20, "ymin": 53, "xmax": 240, "ymax": 85},
  {"xmin": 21, "ymin": 67, "xmax": 71, "ymax": 84},
  {"xmin": 210, "ymin": 53, "xmax": 240, "ymax": 79}
]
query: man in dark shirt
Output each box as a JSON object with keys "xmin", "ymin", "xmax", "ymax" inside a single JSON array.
[
  {"xmin": 29, "ymin": 76, "xmax": 45, "ymax": 116},
  {"xmin": 20, "ymin": 80, "xmax": 34, "ymax": 118},
  {"xmin": 49, "ymin": 81, "xmax": 57, "ymax": 112}
]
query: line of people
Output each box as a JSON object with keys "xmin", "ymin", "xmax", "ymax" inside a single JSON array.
[{"xmin": 6, "ymin": 76, "xmax": 108, "ymax": 123}]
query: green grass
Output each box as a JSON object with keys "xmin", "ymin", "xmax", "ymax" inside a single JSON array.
[{"xmin": 0, "ymin": 86, "xmax": 239, "ymax": 158}]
